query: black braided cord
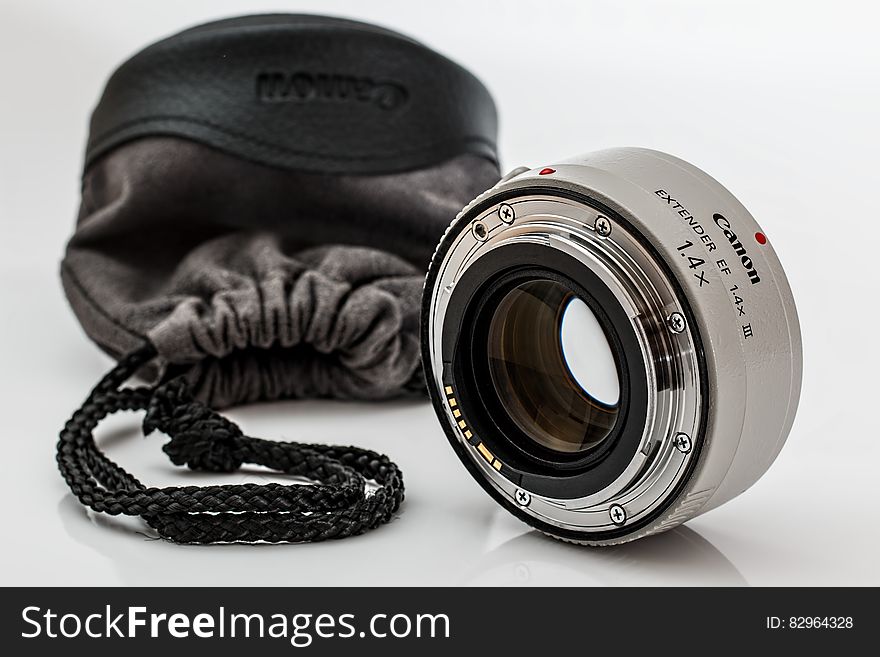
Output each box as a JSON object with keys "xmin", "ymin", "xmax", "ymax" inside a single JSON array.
[{"xmin": 56, "ymin": 344, "xmax": 405, "ymax": 544}]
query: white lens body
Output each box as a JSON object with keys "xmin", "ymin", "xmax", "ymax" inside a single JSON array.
[{"xmin": 422, "ymin": 147, "xmax": 802, "ymax": 544}]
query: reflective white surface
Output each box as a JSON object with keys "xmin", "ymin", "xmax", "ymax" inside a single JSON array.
[
  {"xmin": 2, "ymin": 0, "xmax": 879, "ymax": 586},
  {"xmin": 560, "ymin": 296, "xmax": 620, "ymax": 406}
]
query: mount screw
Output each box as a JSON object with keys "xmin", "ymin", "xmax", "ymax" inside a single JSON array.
[
  {"xmin": 667, "ymin": 312, "xmax": 687, "ymax": 334},
  {"xmin": 498, "ymin": 203, "xmax": 515, "ymax": 224},
  {"xmin": 674, "ymin": 432, "xmax": 692, "ymax": 454}
]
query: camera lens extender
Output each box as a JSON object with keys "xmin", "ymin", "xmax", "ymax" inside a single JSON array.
[{"xmin": 422, "ymin": 148, "xmax": 802, "ymax": 545}]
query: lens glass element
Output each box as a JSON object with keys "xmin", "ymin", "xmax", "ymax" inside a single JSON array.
[{"xmin": 487, "ymin": 279, "xmax": 621, "ymax": 454}]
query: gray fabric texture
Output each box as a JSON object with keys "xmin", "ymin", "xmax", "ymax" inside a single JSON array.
[{"xmin": 62, "ymin": 137, "xmax": 500, "ymax": 407}]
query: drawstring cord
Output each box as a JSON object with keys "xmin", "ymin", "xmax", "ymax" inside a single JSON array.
[{"xmin": 56, "ymin": 344, "xmax": 404, "ymax": 544}]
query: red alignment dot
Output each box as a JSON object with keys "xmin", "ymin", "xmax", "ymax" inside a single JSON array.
[
  {"xmin": 754, "ymin": 232, "xmax": 767, "ymax": 245},
  {"xmin": 538, "ymin": 167, "xmax": 555, "ymax": 175}
]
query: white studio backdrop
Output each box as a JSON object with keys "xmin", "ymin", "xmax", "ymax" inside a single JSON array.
[{"xmin": 1, "ymin": 0, "xmax": 878, "ymax": 585}]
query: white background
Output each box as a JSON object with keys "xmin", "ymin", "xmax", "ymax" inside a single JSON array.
[{"xmin": 2, "ymin": 0, "xmax": 878, "ymax": 586}]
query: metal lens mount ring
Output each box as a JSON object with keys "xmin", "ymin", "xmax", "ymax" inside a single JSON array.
[{"xmin": 421, "ymin": 147, "xmax": 802, "ymax": 545}]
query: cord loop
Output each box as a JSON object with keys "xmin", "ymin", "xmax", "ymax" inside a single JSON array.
[{"xmin": 56, "ymin": 344, "xmax": 405, "ymax": 544}]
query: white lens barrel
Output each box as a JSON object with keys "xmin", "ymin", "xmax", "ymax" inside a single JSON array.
[{"xmin": 422, "ymin": 147, "xmax": 802, "ymax": 545}]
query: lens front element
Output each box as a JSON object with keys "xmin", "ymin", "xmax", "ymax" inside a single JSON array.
[{"xmin": 487, "ymin": 280, "xmax": 620, "ymax": 455}]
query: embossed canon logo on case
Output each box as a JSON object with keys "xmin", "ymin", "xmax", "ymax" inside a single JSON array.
[{"xmin": 256, "ymin": 71, "xmax": 408, "ymax": 111}]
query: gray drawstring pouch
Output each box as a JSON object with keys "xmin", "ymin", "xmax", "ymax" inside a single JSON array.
[{"xmin": 57, "ymin": 14, "xmax": 499, "ymax": 543}]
